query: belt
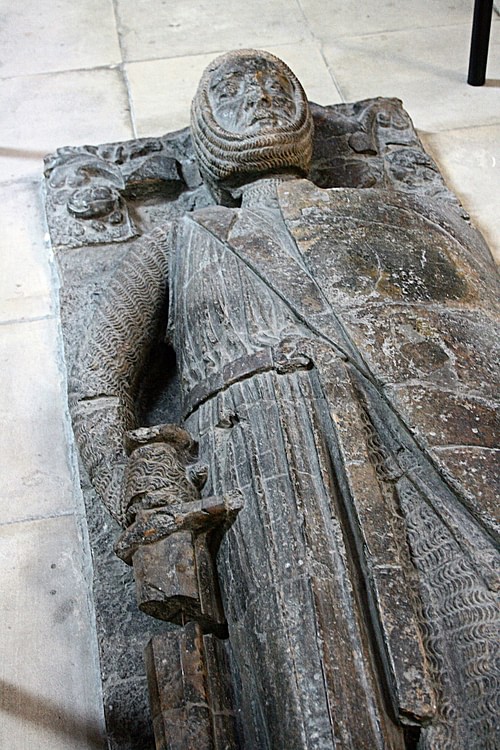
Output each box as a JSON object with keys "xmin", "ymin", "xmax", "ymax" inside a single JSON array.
[{"xmin": 183, "ymin": 340, "xmax": 313, "ymax": 418}]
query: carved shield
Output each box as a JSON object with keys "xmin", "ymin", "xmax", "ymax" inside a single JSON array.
[{"xmin": 279, "ymin": 179, "xmax": 500, "ymax": 540}]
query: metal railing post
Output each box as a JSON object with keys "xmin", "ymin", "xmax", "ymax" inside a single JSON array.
[{"xmin": 467, "ymin": 0, "xmax": 494, "ymax": 85}]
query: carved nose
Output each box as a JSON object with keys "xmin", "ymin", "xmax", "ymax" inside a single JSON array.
[
  {"xmin": 248, "ymin": 85, "xmax": 272, "ymax": 107},
  {"xmin": 259, "ymin": 89, "xmax": 272, "ymax": 106}
]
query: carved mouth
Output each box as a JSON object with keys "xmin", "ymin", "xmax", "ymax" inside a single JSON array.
[
  {"xmin": 248, "ymin": 110, "xmax": 290, "ymax": 129},
  {"xmin": 250, "ymin": 109, "xmax": 275, "ymax": 122}
]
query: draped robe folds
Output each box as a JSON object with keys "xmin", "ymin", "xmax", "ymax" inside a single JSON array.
[
  {"xmin": 168, "ymin": 197, "xmax": 403, "ymax": 748},
  {"xmin": 163, "ymin": 180, "xmax": 499, "ymax": 749},
  {"xmin": 74, "ymin": 178, "xmax": 499, "ymax": 749}
]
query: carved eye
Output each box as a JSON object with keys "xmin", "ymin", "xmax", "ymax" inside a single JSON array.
[{"xmin": 214, "ymin": 78, "xmax": 241, "ymax": 101}]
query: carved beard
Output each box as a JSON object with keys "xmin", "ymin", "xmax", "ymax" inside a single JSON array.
[{"xmin": 190, "ymin": 49, "xmax": 314, "ymax": 198}]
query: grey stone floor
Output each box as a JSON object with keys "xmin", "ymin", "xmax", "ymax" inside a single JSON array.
[{"xmin": 0, "ymin": 2, "xmax": 498, "ymax": 748}]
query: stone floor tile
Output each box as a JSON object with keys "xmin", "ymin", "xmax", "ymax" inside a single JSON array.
[
  {"xmin": 0, "ymin": 0, "xmax": 121, "ymax": 78},
  {"xmin": 421, "ymin": 125, "xmax": 500, "ymax": 263},
  {"xmin": 265, "ymin": 43, "xmax": 342, "ymax": 105},
  {"xmin": 127, "ymin": 43, "xmax": 341, "ymax": 137},
  {"xmin": 115, "ymin": 0, "xmax": 307, "ymax": 62},
  {"xmin": 322, "ymin": 22, "xmax": 500, "ymax": 132},
  {"xmin": 0, "ymin": 317, "xmax": 77, "ymax": 524},
  {"xmin": 0, "ymin": 515, "xmax": 105, "ymax": 750},
  {"xmin": 126, "ymin": 53, "xmax": 215, "ymax": 137},
  {"xmin": 300, "ymin": 0, "xmax": 474, "ymax": 40},
  {"xmin": 0, "ymin": 68, "xmax": 133, "ymax": 183},
  {"xmin": 0, "ymin": 181, "xmax": 54, "ymax": 322}
]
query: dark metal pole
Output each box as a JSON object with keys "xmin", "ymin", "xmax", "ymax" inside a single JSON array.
[{"xmin": 467, "ymin": 0, "xmax": 494, "ymax": 85}]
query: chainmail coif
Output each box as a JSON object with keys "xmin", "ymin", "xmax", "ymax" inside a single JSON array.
[{"xmin": 190, "ymin": 49, "xmax": 314, "ymax": 196}]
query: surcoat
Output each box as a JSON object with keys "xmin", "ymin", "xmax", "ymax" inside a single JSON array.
[
  {"xmin": 73, "ymin": 178, "xmax": 499, "ymax": 749},
  {"xmin": 161, "ymin": 179, "xmax": 499, "ymax": 749}
]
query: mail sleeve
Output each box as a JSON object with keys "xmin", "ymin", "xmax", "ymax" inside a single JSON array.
[{"xmin": 68, "ymin": 224, "xmax": 173, "ymax": 526}]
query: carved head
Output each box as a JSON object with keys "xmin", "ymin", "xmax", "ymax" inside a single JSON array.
[
  {"xmin": 191, "ymin": 49, "xmax": 313, "ymax": 200},
  {"xmin": 67, "ymin": 185, "xmax": 121, "ymax": 220}
]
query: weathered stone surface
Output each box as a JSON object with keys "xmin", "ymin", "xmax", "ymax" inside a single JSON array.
[
  {"xmin": 79, "ymin": 478, "xmax": 166, "ymax": 750},
  {"xmin": 102, "ymin": 677, "xmax": 155, "ymax": 750},
  {"xmin": 145, "ymin": 624, "xmax": 238, "ymax": 749},
  {"xmin": 280, "ymin": 181, "xmax": 499, "ymax": 537},
  {"xmin": 47, "ymin": 49, "xmax": 499, "ymax": 750}
]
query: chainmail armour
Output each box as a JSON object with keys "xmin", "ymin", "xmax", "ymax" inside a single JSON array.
[{"xmin": 190, "ymin": 49, "xmax": 314, "ymax": 195}]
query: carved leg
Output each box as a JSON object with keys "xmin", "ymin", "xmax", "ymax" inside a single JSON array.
[
  {"xmin": 145, "ymin": 622, "xmax": 239, "ymax": 750},
  {"xmin": 116, "ymin": 424, "xmax": 242, "ymax": 748},
  {"xmin": 188, "ymin": 372, "xmax": 407, "ymax": 749}
]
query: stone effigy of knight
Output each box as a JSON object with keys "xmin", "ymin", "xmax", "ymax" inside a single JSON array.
[{"xmin": 65, "ymin": 50, "xmax": 499, "ymax": 749}]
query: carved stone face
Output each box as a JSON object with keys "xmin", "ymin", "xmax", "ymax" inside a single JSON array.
[
  {"xmin": 67, "ymin": 185, "xmax": 120, "ymax": 219},
  {"xmin": 208, "ymin": 59, "xmax": 297, "ymax": 135},
  {"xmin": 190, "ymin": 49, "xmax": 313, "ymax": 195}
]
